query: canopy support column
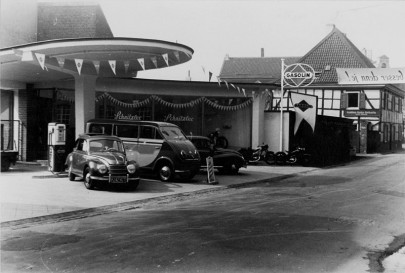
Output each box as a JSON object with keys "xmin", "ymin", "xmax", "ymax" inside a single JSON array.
[
  {"xmin": 75, "ymin": 76, "xmax": 97, "ymax": 137},
  {"xmin": 251, "ymin": 92, "xmax": 265, "ymax": 148}
]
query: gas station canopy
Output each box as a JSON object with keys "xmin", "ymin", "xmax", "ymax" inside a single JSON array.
[{"xmin": 0, "ymin": 37, "xmax": 194, "ymax": 86}]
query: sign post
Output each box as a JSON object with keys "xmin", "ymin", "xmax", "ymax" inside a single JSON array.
[{"xmin": 279, "ymin": 61, "xmax": 316, "ymax": 151}]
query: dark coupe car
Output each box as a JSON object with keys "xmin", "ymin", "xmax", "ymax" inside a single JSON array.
[
  {"xmin": 187, "ymin": 135, "xmax": 247, "ymax": 174},
  {"xmin": 65, "ymin": 134, "xmax": 140, "ymax": 190}
]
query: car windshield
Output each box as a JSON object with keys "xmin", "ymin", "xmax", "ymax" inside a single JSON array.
[
  {"xmin": 89, "ymin": 139, "xmax": 124, "ymax": 153},
  {"xmin": 160, "ymin": 126, "xmax": 187, "ymax": 141}
]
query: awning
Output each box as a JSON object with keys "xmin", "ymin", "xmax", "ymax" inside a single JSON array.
[{"xmin": 0, "ymin": 37, "xmax": 193, "ymax": 87}]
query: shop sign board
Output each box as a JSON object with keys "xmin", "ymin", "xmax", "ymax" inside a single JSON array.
[
  {"xmin": 336, "ymin": 68, "xmax": 405, "ymax": 85},
  {"xmin": 344, "ymin": 109, "xmax": 380, "ymax": 117},
  {"xmin": 114, "ymin": 111, "xmax": 142, "ymax": 120}
]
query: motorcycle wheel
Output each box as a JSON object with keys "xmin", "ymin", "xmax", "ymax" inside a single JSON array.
[
  {"xmin": 216, "ymin": 136, "xmax": 229, "ymax": 149},
  {"xmin": 264, "ymin": 151, "xmax": 275, "ymax": 165},
  {"xmin": 288, "ymin": 155, "xmax": 298, "ymax": 164},
  {"xmin": 275, "ymin": 152, "xmax": 286, "ymax": 165}
]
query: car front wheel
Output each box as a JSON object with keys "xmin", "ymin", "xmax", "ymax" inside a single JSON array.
[
  {"xmin": 157, "ymin": 163, "xmax": 173, "ymax": 182},
  {"xmin": 83, "ymin": 167, "xmax": 95, "ymax": 190}
]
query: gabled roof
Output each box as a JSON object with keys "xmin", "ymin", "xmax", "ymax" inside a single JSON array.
[
  {"xmin": 299, "ymin": 26, "xmax": 375, "ymax": 83},
  {"xmin": 219, "ymin": 56, "xmax": 300, "ymax": 83}
]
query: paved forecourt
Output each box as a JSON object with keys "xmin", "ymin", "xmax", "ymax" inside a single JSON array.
[{"xmin": 1, "ymin": 162, "xmax": 315, "ymax": 225}]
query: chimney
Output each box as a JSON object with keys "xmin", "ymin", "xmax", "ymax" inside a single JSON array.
[{"xmin": 261, "ymin": 48, "xmax": 264, "ymax": 57}]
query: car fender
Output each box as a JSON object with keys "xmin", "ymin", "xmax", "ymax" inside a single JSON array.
[{"xmin": 153, "ymin": 156, "xmax": 175, "ymax": 170}]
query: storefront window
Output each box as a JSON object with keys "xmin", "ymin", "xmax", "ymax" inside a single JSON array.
[
  {"xmin": 56, "ymin": 104, "xmax": 71, "ymax": 126},
  {"xmin": 154, "ymin": 95, "xmax": 202, "ymax": 136}
]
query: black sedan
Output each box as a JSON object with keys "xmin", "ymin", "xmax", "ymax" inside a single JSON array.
[
  {"xmin": 187, "ymin": 136, "xmax": 247, "ymax": 174},
  {"xmin": 65, "ymin": 134, "xmax": 140, "ymax": 190}
]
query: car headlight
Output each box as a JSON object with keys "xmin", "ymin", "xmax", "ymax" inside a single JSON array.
[
  {"xmin": 127, "ymin": 164, "xmax": 136, "ymax": 174},
  {"xmin": 180, "ymin": 150, "xmax": 187, "ymax": 159},
  {"xmin": 97, "ymin": 164, "xmax": 108, "ymax": 174}
]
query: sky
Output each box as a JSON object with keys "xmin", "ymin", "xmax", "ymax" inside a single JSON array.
[{"xmin": 44, "ymin": 0, "xmax": 405, "ymax": 82}]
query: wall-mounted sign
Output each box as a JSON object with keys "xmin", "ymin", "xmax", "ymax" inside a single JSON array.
[
  {"xmin": 114, "ymin": 111, "xmax": 142, "ymax": 120},
  {"xmin": 336, "ymin": 68, "xmax": 405, "ymax": 85},
  {"xmin": 283, "ymin": 63, "xmax": 316, "ymax": 87},
  {"xmin": 164, "ymin": 114, "xmax": 194, "ymax": 122},
  {"xmin": 344, "ymin": 109, "xmax": 380, "ymax": 117}
]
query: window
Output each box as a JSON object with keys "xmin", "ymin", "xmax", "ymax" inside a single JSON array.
[
  {"xmin": 347, "ymin": 92, "xmax": 359, "ymax": 108},
  {"xmin": 88, "ymin": 123, "xmax": 113, "ymax": 135},
  {"xmin": 394, "ymin": 97, "xmax": 400, "ymax": 112},
  {"xmin": 387, "ymin": 94, "xmax": 392, "ymax": 110},
  {"xmin": 56, "ymin": 104, "xmax": 71, "ymax": 125},
  {"xmin": 116, "ymin": 125, "xmax": 139, "ymax": 138},
  {"xmin": 139, "ymin": 126, "xmax": 156, "ymax": 139}
]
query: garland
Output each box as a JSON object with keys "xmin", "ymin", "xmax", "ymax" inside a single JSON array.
[
  {"xmin": 95, "ymin": 92, "xmax": 151, "ymax": 108},
  {"xmin": 152, "ymin": 95, "xmax": 204, "ymax": 109},
  {"xmin": 56, "ymin": 90, "xmax": 74, "ymax": 103},
  {"xmin": 94, "ymin": 92, "xmax": 253, "ymax": 111},
  {"xmin": 204, "ymin": 97, "xmax": 252, "ymax": 111}
]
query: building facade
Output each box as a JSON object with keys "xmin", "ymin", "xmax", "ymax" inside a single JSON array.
[{"xmin": 219, "ymin": 27, "xmax": 405, "ymax": 153}]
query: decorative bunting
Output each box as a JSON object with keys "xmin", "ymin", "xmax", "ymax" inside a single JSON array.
[
  {"xmin": 230, "ymin": 83, "xmax": 236, "ymax": 89},
  {"xmin": 56, "ymin": 57, "xmax": 65, "ymax": 69},
  {"xmin": 35, "ymin": 53, "xmax": 46, "ymax": 70},
  {"xmin": 94, "ymin": 93, "xmax": 252, "ymax": 111},
  {"xmin": 216, "ymin": 77, "xmax": 221, "ymax": 86},
  {"xmin": 202, "ymin": 66, "xmax": 206, "ymax": 74},
  {"xmin": 224, "ymin": 81, "xmax": 229, "ymax": 90},
  {"xmin": 242, "ymin": 88, "xmax": 246, "ymax": 97},
  {"xmin": 75, "ymin": 59, "xmax": 83, "ymax": 75},
  {"xmin": 174, "ymin": 51, "xmax": 180, "ymax": 62},
  {"xmin": 124, "ymin": 61, "xmax": 130, "ymax": 74},
  {"xmin": 92, "ymin": 60, "xmax": 100, "ymax": 74},
  {"xmin": 137, "ymin": 58, "xmax": 145, "ymax": 70},
  {"xmin": 109, "ymin": 60, "xmax": 116, "ymax": 75},
  {"xmin": 209, "ymin": 71, "xmax": 213, "ymax": 82},
  {"xmin": 162, "ymin": 53, "xmax": 169, "ymax": 66},
  {"xmin": 21, "ymin": 51, "xmax": 33, "ymax": 61},
  {"xmin": 151, "ymin": 57, "xmax": 158, "ymax": 68}
]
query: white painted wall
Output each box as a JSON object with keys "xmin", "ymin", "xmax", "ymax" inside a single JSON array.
[{"xmin": 264, "ymin": 111, "xmax": 290, "ymax": 152}]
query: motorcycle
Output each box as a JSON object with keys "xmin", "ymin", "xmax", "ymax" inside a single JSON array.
[
  {"xmin": 208, "ymin": 130, "xmax": 229, "ymax": 149},
  {"xmin": 274, "ymin": 146, "xmax": 311, "ymax": 166},
  {"xmin": 239, "ymin": 144, "xmax": 274, "ymax": 165}
]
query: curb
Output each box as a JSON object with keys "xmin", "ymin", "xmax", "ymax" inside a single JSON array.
[{"xmin": 1, "ymin": 173, "xmax": 300, "ymax": 230}]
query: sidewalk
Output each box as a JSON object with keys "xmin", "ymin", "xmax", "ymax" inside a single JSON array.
[{"xmin": 1, "ymin": 161, "xmax": 317, "ymax": 226}]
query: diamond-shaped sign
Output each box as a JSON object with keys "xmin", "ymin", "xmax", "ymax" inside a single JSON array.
[
  {"xmin": 284, "ymin": 63, "xmax": 315, "ymax": 87},
  {"xmin": 294, "ymin": 100, "xmax": 313, "ymax": 112}
]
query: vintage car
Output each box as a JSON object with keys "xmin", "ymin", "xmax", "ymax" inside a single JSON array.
[
  {"xmin": 187, "ymin": 135, "xmax": 247, "ymax": 174},
  {"xmin": 65, "ymin": 134, "xmax": 140, "ymax": 190}
]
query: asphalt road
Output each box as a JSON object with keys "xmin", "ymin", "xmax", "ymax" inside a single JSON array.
[{"xmin": 1, "ymin": 152, "xmax": 404, "ymax": 273}]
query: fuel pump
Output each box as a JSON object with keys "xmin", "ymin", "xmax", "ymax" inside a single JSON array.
[{"xmin": 48, "ymin": 123, "xmax": 66, "ymax": 172}]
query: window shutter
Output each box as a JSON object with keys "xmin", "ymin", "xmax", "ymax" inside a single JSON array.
[
  {"xmin": 359, "ymin": 93, "xmax": 366, "ymax": 109},
  {"xmin": 340, "ymin": 93, "xmax": 348, "ymax": 109}
]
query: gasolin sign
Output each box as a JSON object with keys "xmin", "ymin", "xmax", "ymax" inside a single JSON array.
[{"xmin": 284, "ymin": 63, "xmax": 316, "ymax": 87}]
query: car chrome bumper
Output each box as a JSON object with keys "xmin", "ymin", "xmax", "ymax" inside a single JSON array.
[{"xmin": 90, "ymin": 175, "xmax": 140, "ymax": 182}]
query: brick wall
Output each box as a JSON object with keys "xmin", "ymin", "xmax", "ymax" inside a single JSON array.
[{"xmin": 37, "ymin": 4, "xmax": 113, "ymax": 41}]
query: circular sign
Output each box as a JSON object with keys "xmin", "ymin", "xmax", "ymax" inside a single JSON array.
[{"xmin": 284, "ymin": 63, "xmax": 315, "ymax": 87}]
